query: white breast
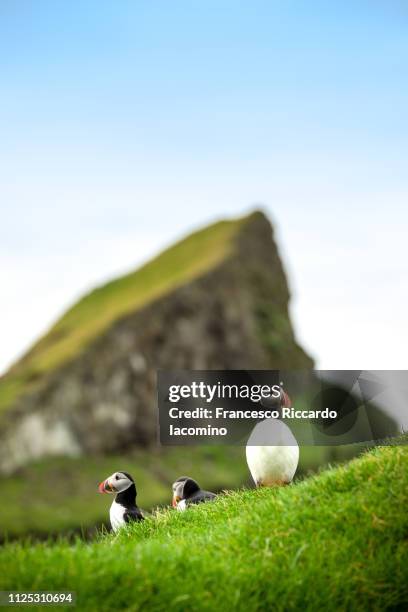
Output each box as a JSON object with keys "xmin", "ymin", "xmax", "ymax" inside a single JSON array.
[
  {"xmin": 110, "ymin": 500, "xmax": 126, "ymax": 532},
  {"xmin": 246, "ymin": 419, "xmax": 299, "ymax": 486},
  {"xmin": 176, "ymin": 499, "xmax": 187, "ymax": 511}
]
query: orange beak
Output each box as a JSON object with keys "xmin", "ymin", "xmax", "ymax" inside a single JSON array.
[
  {"xmin": 172, "ymin": 495, "xmax": 180, "ymax": 507},
  {"xmin": 98, "ymin": 479, "xmax": 114, "ymax": 493}
]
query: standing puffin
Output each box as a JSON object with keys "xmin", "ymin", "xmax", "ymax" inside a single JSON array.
[
  {"xmin": 172, "ymin": 476, "xmax": 216, "ymax": 511},
  {"xmin": 246, "ymin": 389, "xmax": 299, "ymax": 486},
  {"xmin": 98, "ymin": 471, "xmax": 144, "ymax": 532}
]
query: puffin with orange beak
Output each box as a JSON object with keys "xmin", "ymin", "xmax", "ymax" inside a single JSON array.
[
  {"xmin": 98, "ymin": 471, "xmax": 144, "ymax": 532},
  {"xmin": 172, "ymin": 477, "xmax": 216, "ymax": 511},
  {"xmin": 246, "ymin": 387, "xmax": 299, "ymax": 486}
]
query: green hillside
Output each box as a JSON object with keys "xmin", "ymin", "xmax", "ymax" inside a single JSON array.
[
  {"xmin": 0, "ymin": 447, "xmax": 248, "ymax": 540},
  {"xmin": 0, "ymin": 215, "xmax": 248, "ymax": 412},
  {"xmin": 0, "ymin": 443, "xmax": 361, "ymax": 541},
  {"xmin": 1, "ymin": 441, "xmax": 406, "ymax": 611}
]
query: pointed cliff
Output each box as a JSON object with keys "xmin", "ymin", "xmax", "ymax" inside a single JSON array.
[{"xmin": 0, "ymin": 211, "xmax": 313, "ymax": 473}]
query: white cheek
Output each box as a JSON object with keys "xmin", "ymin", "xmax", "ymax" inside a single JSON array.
[{"xmin": 116, "ymin": 479, "xmax": 131, "ymax": 493}]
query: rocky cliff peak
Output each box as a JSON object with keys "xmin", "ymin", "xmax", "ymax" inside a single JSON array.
[{"xmin": 0, "ymin": 211, "xmax": 313, "ymax": 473}]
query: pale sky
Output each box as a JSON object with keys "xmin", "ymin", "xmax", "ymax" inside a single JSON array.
[{"xmin": 1, "ymin": 1, "xmax": 407, "ymax": 373}]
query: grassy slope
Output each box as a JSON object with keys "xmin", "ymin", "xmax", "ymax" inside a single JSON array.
[
  {"xmin": 1, "ymin": 442, "xmax": 407, "ymax": 611},
  {"xmin": 0, "ymin": 447, "xmax": 248, "ymax": 540},
  {"xmin": 0, "ymin": 444, "xmax": 363, "ymax": 540},
  {"xmin": 0, "ymin": 216, "xmax": 247, "ymax": 412}
]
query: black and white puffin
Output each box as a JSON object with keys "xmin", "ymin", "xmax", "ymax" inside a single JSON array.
[
  {"xmin": 98, "ymin": 471, "xmax": 144, "ymax": 532},
  {"xmin": 172, "ymin": 476, "xmax": 216, "ymax": 511},
  {"xmin": 246, "ymin": 389, "xmax": 299, "ymax": 486}
]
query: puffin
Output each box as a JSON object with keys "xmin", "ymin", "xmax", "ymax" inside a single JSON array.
[
  {"xmin": 98, "ymin": 471, "xmax": 144, "ymax": 532},
  {"xmin": 246, "ymin": 389, "xmax": 299, "ymax": 486},
  {"xmin": 172, "ymin": 476, "xmax": 216, "ymax": 511}
]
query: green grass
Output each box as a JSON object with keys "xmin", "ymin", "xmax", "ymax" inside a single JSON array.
[
  {"xmin": 0, "ymin": 443, "xmax": 366, "ymax": 541},
  {"xmin": 0, "ymin": 214, "xmax": 249, "ymax": 412},
  {"xmin": 1, "ymin": 442, "xmax": 406, "ymax": 611},
  {"xmin": 0, "ymin": 447, "xmax": 249, "ymax": 540}
]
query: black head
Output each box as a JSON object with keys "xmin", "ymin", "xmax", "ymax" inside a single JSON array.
[
  {"xmin": 172, "ymin": 476, "xmax": 200, "ymax": 504},
  {"xmin": 98, "ymin": 471, "xmax": 136, "ymax": 495}
]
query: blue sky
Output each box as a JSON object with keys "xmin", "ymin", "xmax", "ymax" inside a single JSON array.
[{"xmin": 0, "ymin": 1, "xmax": 407, "ymax": 372}]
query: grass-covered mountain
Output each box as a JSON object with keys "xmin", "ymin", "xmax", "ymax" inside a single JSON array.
[
  {"xmin": 0, "ymin": 215, "xmax": 249, "ymax": 413},
  {"xmin": 1, "ymin": 441, "xmax": 406, "ymax": 611},
  {"xmin": 0, "ymin": 211, "xmax": 399, "ymax": 545},
  {"xmin": 0, "ymin": 211, "xmax": 313, "ymax": 474}
]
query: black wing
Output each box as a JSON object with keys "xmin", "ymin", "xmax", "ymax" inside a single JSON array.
[
  {"xmin": 187, "ymin": 490, "xmax": 217, "ymax": 506},
  {"xmin": 124, "ymin": 506, "xmax": 144, "ymax": 523}
]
